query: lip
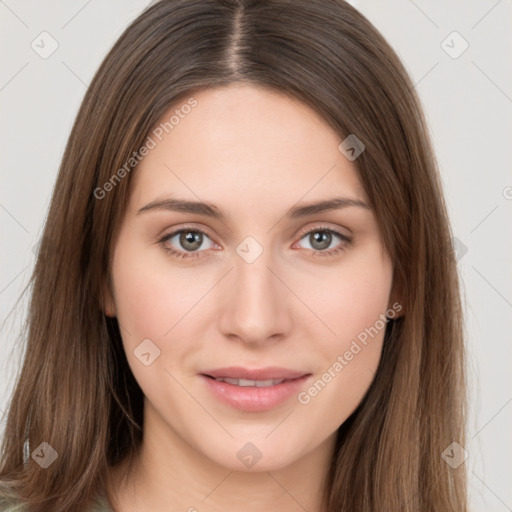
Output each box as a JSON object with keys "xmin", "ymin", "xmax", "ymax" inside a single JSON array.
[
  {"xmin": 199, "ymin": 367, "xmax": 312, "ymax": 412},
  {"xmin": 201, "ymin": 366, "xmax": 309, "ymax": 381}
]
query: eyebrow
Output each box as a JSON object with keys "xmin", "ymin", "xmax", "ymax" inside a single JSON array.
[{"xmin": 137, "ymin": 196, "xmax": 371, "ymax": 220}]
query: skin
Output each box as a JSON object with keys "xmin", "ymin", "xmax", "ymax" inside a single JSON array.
[{"xmin": 104, "ymin": 83, "xmax": 397, "ymax": 512}]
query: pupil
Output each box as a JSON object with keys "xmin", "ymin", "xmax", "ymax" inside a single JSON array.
[
  {"xmin": 311, "ymin": 231, "xmax": 331, "ymax": 250},
  {"xmin": 180, "ymin": 231, "xmax": 202, "ymax": 251}
]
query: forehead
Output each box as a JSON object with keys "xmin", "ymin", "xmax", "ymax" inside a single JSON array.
[{"xmin": 128, "ymin": 84, "xmax": 369, "ymax": 216}]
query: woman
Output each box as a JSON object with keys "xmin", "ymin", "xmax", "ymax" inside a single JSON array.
[{"xmin": 0, "ymin": 0, "xmax": 468, "ymax": 510}]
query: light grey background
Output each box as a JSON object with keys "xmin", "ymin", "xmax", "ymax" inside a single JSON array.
[{"xmin": 0, "ymin": 1, "xmax": 511, "ymax": 510}]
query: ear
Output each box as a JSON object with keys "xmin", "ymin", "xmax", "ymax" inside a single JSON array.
[{"xmin": 100, "ymin": 277, "xmax": 117, "ymax": 318}]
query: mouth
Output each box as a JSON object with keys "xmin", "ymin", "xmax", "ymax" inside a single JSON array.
[
  {"xmin": 202, "ymin": 375, "xmax": 299, "ymax": 387},
  {"xmin": 199, "ymin": 367, "xmax": 312, "ymax": 412},
  {"xmin": 201, "ymin": 365, "xmax": 309, "ymax": 381}
]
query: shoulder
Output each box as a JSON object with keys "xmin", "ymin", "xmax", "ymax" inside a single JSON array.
[
  {"xmin": 0, "ymin": 496, "xmax": 25, "ymax": 512},
  {"xmin": 0, "ymin": 495, "xmax": 113, "ymax": 512},
  {"xmin": 90, "ymin": 492, "xmax": 115, "ymax": 512}
]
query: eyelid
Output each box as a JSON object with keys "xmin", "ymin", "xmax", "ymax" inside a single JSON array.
[
  {"xmin": 158, "ymin": 224, "xmax": 218, "ymax": 248},
  {"xmin": 294, "ymin": 223, "xmax": 352, "ymax": 242},
  {"xmin": 159, "ymin": 223, "xmax": 216, "ymax": 242}
]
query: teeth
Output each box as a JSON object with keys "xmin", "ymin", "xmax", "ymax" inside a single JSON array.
[{"xmin": 214, "ymin": 377, "xmax": 285, "ymax": 387}]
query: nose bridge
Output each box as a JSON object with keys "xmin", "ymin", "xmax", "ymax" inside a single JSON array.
[{"xmin": 218, "ymin": 239, "xmax": 291, "ymax": 343}]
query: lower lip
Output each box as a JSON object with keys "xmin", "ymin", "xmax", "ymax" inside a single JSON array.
[{"xmin": 200, "ymin": 374, "xmax": 311, "ymax": 412}]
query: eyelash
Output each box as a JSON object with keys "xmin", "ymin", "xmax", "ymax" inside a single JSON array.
[{"xmin": 158, "ymin": 226, "xmax": 352, "ymax": 260}]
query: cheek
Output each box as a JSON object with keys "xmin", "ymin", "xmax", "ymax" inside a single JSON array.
[
  {"xmin": 332, "ymin": 274, "xmax": 390, "ymax": 342},
  {"xmin": 296, "ymin": 251, "xmax": 392, "ymax": 345},
  {"xmin": 295, "ymin": 284, "xmax": 390, "ymax": 427},
  {"xmin": 111, "ymin": 240, "xmax": 209, "ymax": 340},
  {"xmin": 110, "ymin": 244, "xmax": 191, "ymax": 395},
  {"xmin": 294, "ymin": 249, "xmax": 392, "ymax": 405}
]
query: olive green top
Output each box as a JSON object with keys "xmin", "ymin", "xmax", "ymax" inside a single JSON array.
[{"xmin": 0, "ymin": 492, "xmax": 114, "ymax": 511}]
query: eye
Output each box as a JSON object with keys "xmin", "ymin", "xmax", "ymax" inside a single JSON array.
[
  {"xmin": 159, "ymin": 225, "xmax": 352, "ymax": 261},
  {"xmin": 159, "ymin": 228, "xmax": 216, "ymax": 260},
  {"xmin": 295, "ymin": 227, "xmax": 351, "ymax": 257}
]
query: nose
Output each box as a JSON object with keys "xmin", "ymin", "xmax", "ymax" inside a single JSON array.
[{"xmin": 217, "ymin": 247, "xmax": 293, "ymax": 346}]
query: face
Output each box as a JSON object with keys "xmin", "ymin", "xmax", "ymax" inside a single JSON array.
[{"xmin": 105, "ymin": 84, "xmax": 395, "ymax": 472}]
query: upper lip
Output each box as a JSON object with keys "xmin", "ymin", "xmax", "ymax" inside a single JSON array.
[{"xmin": 201, "ymin": 366, "xmax": 310, "ymax": 381}]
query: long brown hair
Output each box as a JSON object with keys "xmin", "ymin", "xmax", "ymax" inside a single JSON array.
[{"xmin": 0, "ymin": 0, "xmax": 467, "ymax": 510}]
